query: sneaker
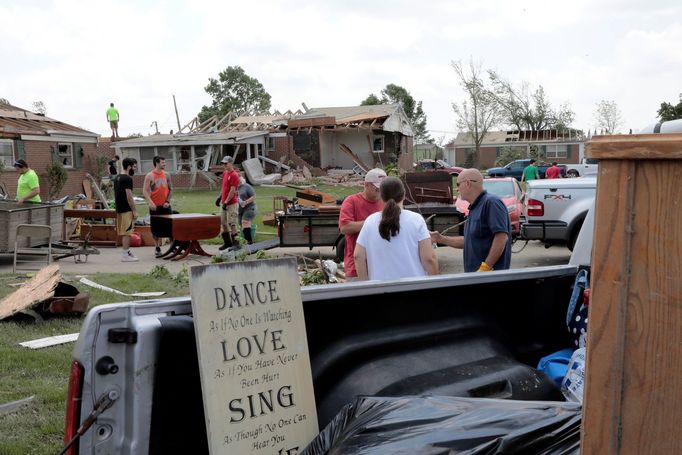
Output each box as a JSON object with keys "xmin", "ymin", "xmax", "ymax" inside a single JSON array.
[
  {"xmin": 121, "ymin": 251, "xmax": 139, "ymax": 262},
  {"xmin": 155, "ymin": 247, "xmax": 162, "ymax": 258}
]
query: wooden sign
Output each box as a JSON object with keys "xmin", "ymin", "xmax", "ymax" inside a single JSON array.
[{"xmin": 190, "ymin": 258, "xmax": 318, "ymax": 455}]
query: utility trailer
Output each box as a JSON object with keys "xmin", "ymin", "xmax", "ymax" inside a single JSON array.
[{"xmin": 0, "ymin": 200, "xmax": 63, "ymax": 252}]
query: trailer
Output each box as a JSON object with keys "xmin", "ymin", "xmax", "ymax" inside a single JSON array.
[{"xmin": 0, "ymin": 200, "xmax": 64, "ymax": 252}]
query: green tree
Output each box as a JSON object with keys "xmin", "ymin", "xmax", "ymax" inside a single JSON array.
[
  {"xmin": 494, "ymin": 147, "xmax": 525, "ymax": 166},
  {"xmin": 32, "ymin": 101, "xmax": 47, "ymax": 115},
  {"xmin": 360, "ymin": 83, "xmax": 431, "ymax": 143},
  {"xmin": 657, "ymin": 94, "xmax": 682, "ymax": 121},
  {"xmin": 199, "ymin": 66, "xmax": 272, "ymax": 122},
  {"xmin": 44, "ymin": 162, "xmax": 68, "ymax": 200},
  {"xmin": 487, "ymin": 70, "xmax": 575, "ymax": 132},
  {"xmin": 452, "ymin": 59, "xmax": 502, "ymax": 169},
  {"xmin": 593, "ymin": 99, "xmax": 623, "ymax": 134}
]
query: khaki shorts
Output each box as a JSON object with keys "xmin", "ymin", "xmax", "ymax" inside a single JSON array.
[
  {"xmin": 116, "ymin": 212, "xmax": 135, "ymax": 236},
  {"xmin": 110, "ymin": 120, "xmax": 119, "ymax": 129},
  {"xmin": 221, "ymin": 203, "xmax": 239, "ymax": 232}
]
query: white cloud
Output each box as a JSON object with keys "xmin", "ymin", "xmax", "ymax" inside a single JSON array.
[{"xmin": 0, "ymin": 0, "xmax": 680, "ymax": 140}]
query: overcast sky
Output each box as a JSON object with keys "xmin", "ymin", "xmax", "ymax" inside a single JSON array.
[{"xmin": 1, "ymin": 0, "xmax": 680, "ymax": 141}]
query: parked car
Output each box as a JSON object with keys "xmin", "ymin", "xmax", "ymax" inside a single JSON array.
[
  {"xmin": 487, "ymin": 159, "xmax": 567, "ymax": 179},
  {"xmin": 415, "ymin": 159, "xmax": 463, "ymax": 176},
  {"xmin": 454, "ymin": 177, "xmax": 524, "ymax": 235}
]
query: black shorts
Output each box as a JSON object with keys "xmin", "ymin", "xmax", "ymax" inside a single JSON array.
[{"xmin": 150, "ymin": 206, "xmax": 173, "ymax": 238}]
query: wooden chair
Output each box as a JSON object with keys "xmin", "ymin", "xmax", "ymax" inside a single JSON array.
[{"xmin": 13, "ymin": 224, "xmax": 52, "ymax": 273}]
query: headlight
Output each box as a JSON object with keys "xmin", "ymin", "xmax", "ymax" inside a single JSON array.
[{"xmin": 506, "ymin": 204, "xmax": 517, "ymax": 213}]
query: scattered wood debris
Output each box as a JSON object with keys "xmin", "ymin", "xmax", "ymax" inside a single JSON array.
[
  {"xmin": 78, "ymin": 277, "xmax": 166, "ymax": 297},
  {"xmin": 19, "ymin": 333, "xmax": 79, "ymax": 349},
  {"xmin": 0, "ymin": 396, "xmax": 35, "ymax": 416}
]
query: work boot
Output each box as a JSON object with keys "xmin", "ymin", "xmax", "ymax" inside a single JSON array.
[
  {"xmin": 218, "ymin": 232, "xmax": 232, "ymax": 251},
  {"xmin": 243, "ymin": 228, "xmax": 253, "ymax": 245},
  {"xmin": 231, "ymin": 233, "xmax": 241, "ymax": 250}
]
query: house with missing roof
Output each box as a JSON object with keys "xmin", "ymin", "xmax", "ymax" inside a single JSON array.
[
  {"xmin": 0, "ymin": 103, "xmax": 100, "ymax": 199},
  {"xmin": 446, "ymin": 129, "xmax": 585, "ymax": 168},
  {"xmin": 112, "ymin": 103, "xmax": 415, "ymax": 188}
]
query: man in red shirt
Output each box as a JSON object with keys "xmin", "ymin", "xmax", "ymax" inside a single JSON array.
[
  {"xmin": 216, "ymin": 156, "xmax": 240, "ymax": 250},
  {"xmin": 545, "ymin": 162, "xmax": 562, "ymax": 179},
  {"xmin": 339, "ymin": 168, "xmax": 387, "ymax": 279}
]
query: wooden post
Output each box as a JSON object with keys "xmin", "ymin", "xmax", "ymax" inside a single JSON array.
[
  {"xmin": 582, "ymin": 133, "xmax": 682, "ymax": 454},
  {"xmin": 172, "ymin": 94, "xmax": 181, "ymax": 132}
]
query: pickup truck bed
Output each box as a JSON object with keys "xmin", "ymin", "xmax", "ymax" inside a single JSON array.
[{"xmin": 68, "ymin": 266, "xmax": 578, "ymax": 454}]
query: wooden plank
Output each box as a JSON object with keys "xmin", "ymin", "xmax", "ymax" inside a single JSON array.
[
  {"xmin": 337, "ymin": 143, "xmax": 371, "ymax": 172},
  {"xmin": 587, "ymin": 133, "xmax": 682, "ymax": 160},
  {"xmin": 581, "ymin": 160, "xmax": 635, "ymax": 453},
  {"xmin": 288, "ymin": 116, "xmax": 336, "ymax": 129},
  {"xmin": 19, "ymin": 333, "xmax": 79, "ymax": 349},
  {"xmin": 0, "ymin": 396, "xmax": 35, "ymax": 415},
  {"xmin": 581, "ymin": 155, "xmax": 682, "ymax": 453}
]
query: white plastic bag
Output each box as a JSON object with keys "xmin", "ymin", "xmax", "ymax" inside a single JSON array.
[{"xmin": 561, "ymin": 347, "xmax": 586, "ymax": 403}]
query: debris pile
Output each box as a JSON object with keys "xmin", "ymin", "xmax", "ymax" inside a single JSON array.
[{"xmin": 280, "ymin": 168, "xmax": 364, "ymax": 187}]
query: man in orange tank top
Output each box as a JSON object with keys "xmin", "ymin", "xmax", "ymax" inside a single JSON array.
[{"xmin": 143, "ymin": 156, "xmax": 173, "ymax": 257}]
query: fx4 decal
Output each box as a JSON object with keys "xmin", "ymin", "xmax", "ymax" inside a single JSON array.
[{"xmin": 544, "ymin": 194, "xmax": 572, "ymax": 200}]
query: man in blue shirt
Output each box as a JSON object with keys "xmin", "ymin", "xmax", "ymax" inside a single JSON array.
[{"xmin": 431, "ymin": 168, "xmax": 511, "ymax": 272}]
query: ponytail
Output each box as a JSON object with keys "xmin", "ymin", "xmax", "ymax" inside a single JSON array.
[
  {"xmin": 379, "ymin": 199, "xmax": 401, "ymax": 240},
  {"xmin": 377, "ymin": 176, "xmax": 405, "ymax": 241}
]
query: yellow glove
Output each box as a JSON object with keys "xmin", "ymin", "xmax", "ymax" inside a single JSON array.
[{"xmin": 476, "ymin": 262, "xmax": 492, "ymax": 272}]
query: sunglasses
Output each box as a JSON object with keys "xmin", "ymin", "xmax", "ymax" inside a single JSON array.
[{"xmin": 456, "ymin": 180, "xmax": 478, "ymax": 188}]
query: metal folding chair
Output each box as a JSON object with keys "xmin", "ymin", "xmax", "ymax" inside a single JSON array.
[{"xmin": 13, "ymin": 224, "xmax": 52, "ymax": 273}]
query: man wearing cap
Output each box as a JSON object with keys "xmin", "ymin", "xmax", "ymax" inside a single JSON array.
[
  {"xmin": 339, "ymin": 168, "xmax": 387, "ymax": 280},
  {"xmin": 216, "ymin": 156, "xmax": 240, "ymax": 250},
  {"xmin": 13, "ymin": 159, "xmax": 41, "ymax": 205}
]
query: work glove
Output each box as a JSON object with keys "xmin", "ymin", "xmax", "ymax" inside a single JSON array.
[
  {"xmin": 222, "ymin": 203, "xmax": 228, "ymax": 210},
  {"xmin": 476, "ymin": 262, "xmax": 492, "ymax": 272},
  {"xmin": 215, "ymin": 196, "xmax": 221, "ymax": 207}
]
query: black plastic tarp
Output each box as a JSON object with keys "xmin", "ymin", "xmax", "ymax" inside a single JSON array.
[{"xmin": 302, "ymin": 395, "xmax": 581, "ymax": 455}]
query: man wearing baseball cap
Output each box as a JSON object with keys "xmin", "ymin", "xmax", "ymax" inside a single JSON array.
[{"xmin": 339, "ymin": 168, "xmax": 387, "ymax": 279}]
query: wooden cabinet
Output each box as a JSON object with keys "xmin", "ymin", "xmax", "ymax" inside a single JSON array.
[{"xmin": 582, "ymin": 133, "xmax": 682, "ymax": 454}]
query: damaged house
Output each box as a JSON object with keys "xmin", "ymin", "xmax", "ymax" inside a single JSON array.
[
  {"xmin": 112, "ymin": 103, "xmax": 414, "ymax": 188},
  {"xmin": 0, "ymin": 103, "xmax": 100, "ymax": 199}
]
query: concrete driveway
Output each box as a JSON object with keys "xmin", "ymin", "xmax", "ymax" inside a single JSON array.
[{"xmin": 0, "ymin": 239, "xmax": 572, "ymax": 276}]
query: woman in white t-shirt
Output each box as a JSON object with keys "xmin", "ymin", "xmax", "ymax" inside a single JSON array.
[{"xmin": 354, "ymin": 176, "xmax": 438, "ymax": 280}]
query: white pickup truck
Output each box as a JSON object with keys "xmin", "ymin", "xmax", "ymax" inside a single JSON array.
[
  {"xmin": 565, "ymin": 158, "xmax": 598, "ymax": 178},
  {"xmin": 521, "ymin": 177, "xmax": 596, "ymax": 250}
]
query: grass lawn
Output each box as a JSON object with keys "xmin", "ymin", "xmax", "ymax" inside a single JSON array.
[
  {"xmin": 137, "ymin": 184, "xmax": 358, "ymax": 243},
  {"xmin": 0, "ymin": 183, "xmax": 358, "ymax": 454}
]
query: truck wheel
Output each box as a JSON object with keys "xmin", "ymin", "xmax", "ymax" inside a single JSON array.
[
  {"xmin": 568, "ymin": 220, "xmax": 584, "ymax": 252},
  {"xmin": 567, "ymin": 169, "xmax": 579, "ymax": 178}
]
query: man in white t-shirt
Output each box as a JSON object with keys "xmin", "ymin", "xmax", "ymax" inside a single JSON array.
[{"xmin": 354, "ymin": 176, "xmax": 438, "ymax": 280}]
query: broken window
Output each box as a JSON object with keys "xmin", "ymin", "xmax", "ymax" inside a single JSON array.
[
  {"xmin": 372, "ymin": 135, "xmax": 385, "ymax": 153},
  {"xmin": 0, "ymin": 139, "xmax": 14, "ymax": 168},
  {"xmin": 292, "ymin": 131, "xmax": 320, "ymax": 168},
  {"xmin": 57, "ymin": 143, "xmax": 74, "ymax": 167}
]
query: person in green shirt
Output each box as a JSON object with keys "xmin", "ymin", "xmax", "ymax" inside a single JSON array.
[
  {"xmin": 106, "ymin": 102, "xmax": 120, "ymax": 138},
  {"xmin": 521, "ymin": 159, "xmax": 539, "ymax": 190},
  {"xmin": 13, "ymin": 159, "xmax": 41, "ymax": 205}
]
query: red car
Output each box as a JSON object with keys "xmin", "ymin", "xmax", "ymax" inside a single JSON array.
[
  {"xmin": 454, "ymin": 177, "xmax": 524, "ymax": 236},
  {"xmin": 415, "ymin": 159, "xmax": 463, "ymax": 176}
]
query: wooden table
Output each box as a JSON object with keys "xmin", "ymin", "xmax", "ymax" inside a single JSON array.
[{"xmin": 153, "ymin": 213, "xmax": 220, "ymax": 261}]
